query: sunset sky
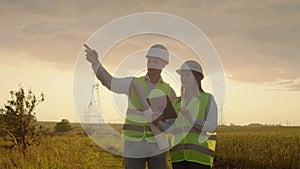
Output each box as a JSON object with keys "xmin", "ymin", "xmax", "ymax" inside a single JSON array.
[{"xmin": 0, "ymin": 0, "xmax": 299, "ymax": 125}]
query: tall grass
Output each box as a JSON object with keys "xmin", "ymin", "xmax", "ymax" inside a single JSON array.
[
  {"xmin": 0, "ymin": 136, "xmax": 123, "ymax": 169},
  {"xmin": 214, "ymin": 126, "xmax": 300, "ymax": 169},
  {"xmin": 0, "ymin": 124, "xmax": 299, "ymax": 169}
]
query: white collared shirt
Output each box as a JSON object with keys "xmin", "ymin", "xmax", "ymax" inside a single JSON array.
[{"xmin": 93, "ymin": 63, "xmax": 174, "ymax": 98}]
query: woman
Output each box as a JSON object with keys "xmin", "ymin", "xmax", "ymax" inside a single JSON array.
[{"xmin": 156, "ymin": 60, "xmax": 218, "ymax": 169}]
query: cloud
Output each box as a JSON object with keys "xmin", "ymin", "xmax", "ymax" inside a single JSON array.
[
  {"xmin": 0, "ymin": 0, "xmax": 299, "ymax": 90},
  {"xmin": 192, "ymin": 0, "xmax": 300, "ymax": 90}
]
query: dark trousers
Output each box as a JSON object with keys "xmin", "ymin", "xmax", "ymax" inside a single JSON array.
[
  {"xmin": 172, "ymin": 161, "xmax": 211, "ymax": 169},
  {"xmin": 124, "ymin": 152, "xmax": 167, "ymax": 169},
  {"xmin": 124, "ymin": 139, "xmax": 167, "ymax": 169}
]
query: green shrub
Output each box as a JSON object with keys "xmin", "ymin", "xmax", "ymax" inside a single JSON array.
[{"xmin": 54, "ymin": 119, "xmax": 73, "ymax": 133}]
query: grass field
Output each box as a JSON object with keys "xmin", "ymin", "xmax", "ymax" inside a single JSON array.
[{"xmin": 0, "ymin": 122, "xmax": 299, "ymax": 169}]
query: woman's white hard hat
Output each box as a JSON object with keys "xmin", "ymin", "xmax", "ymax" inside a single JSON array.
[{"xmin": 176, "ymin": 60, "xmax": 203, "ymax": 74}]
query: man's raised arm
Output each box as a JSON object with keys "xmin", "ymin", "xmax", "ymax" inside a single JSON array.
[{"xmin": 84, "ymin": 44, "xmax": 132, "ymax": 95}]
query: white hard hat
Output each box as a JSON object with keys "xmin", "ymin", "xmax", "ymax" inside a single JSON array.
[
  {"xmin": 146, "ymin": 44, "xmax": 169, "ymax": 63},
  {"xmin": 176, "ymin": 60, "xmax": 203, "ymax": 74}
]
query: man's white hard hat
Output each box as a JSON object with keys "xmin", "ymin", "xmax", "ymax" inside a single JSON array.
[
  {"xmin": 146, "ymin": 44, "xmax": 169, "ymax": 63},
  {"xmin": 176, "ymin": 60, "xmax": 203, "ymax": 74}
]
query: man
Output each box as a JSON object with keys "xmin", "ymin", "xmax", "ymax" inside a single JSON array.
[{"xmin": 84, "ymin": 44, "xmax": 176, "ymax": 169}]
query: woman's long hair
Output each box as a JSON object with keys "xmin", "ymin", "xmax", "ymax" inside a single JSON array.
[{"xmin": 177, "ymin": 70, "xmax": 205, "ymax": 103}]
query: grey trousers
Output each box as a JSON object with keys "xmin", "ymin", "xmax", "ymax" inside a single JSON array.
[{"xmin": 124, "ymin": 139, "xmax": 168, "ymax": 169}]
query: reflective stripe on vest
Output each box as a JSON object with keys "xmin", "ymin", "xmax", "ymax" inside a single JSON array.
[
  {"xmin": 123, "ymin": 124, "xmax": 151, "ymax": 132},
  {"xmin": 171, "ymin": 143, "xmax": 215, "ymax": 157},
  {"xmin": 122, "ymin": 76, "xmax": 171, "ymax": 142},
  {"xmin": 171, "ymin": 92, "xmax": 216, "ymax": 166},
  {"xmin": 173, "ymin": 127, "xmax": 217, "ymax": 141}
]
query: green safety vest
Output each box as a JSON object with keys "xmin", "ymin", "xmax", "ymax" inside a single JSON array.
[
  {"xmin": 171, "ymin": 92, "xmax": 217, "ymax": 167},
  {"xmin": 122, "ymin": 76, "xmax": 171, "ymax": 142}
]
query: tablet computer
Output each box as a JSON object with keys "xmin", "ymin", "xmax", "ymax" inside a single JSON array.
[{"xmin": 146, "ymin": 95, "xmax": 178, "ymax": 120}]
